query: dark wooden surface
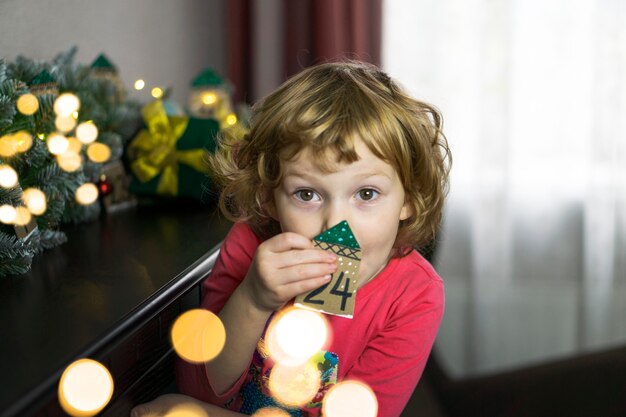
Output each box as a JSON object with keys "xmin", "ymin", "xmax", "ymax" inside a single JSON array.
[{"xmin": 0, "ymin": 201, "xmax": 233, "ymax": 416}]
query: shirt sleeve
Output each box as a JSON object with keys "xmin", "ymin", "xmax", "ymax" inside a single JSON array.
[
  {"xmin": 176, "ymin": 222, "xmax": 262, "ymax": 407},
  {"xmin": 344, "ymin": 276, "xmax": 444, "ymax": 417}
]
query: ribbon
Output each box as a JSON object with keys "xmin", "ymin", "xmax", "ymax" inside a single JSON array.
[{"xmin": 129, "ymin": 100, "xmax": 210, "ymax": 196}]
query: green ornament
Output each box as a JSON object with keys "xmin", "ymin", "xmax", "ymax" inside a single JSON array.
[
  {"xmin": 191, "ymin": 68, "xmax": 225, "ymax": 88},
  {"xmin": 30, "ymin": 69, "xmax": 55, "ymax": 86},
  {"xmin": 29, "ymin": 69, "xmax": 58, "ymax": 96},
  {"xmin": 90, "ymin": 53, "xmax": 117, "ymax": 72},
  {"xmin": 314, "ymin": 220, "xmax": 360, "ymax": 250}
]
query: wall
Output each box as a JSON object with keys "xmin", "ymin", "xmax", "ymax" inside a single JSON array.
[{"xmin": 0, "ymin": 0, "xmax": 226, "ymax": 104}]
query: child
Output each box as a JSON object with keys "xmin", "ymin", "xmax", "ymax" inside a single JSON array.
[{"xmin": 132, "ymin": 61, "xmax": 450, "ymax": 417}]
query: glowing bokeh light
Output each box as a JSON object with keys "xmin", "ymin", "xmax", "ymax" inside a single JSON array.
[
  {"xmin": 66, "ymin": 137, "xmax": 82, "ymax": 154},
  {"xmin": 171, "ymin": 309, "xmax": 226, "ymax": 363},
  {"xmin": 13, "ymin": 206, "xmax": 32, "ymax": 226},
  {"xmin": 15, "ymin": 131, "xmax": 33, "ymax": 153},
  {"xmin": 163, "ymin": 403, "xmax": 208, "ymax": 417},
  {"xmin": 75, "ymin": 183, "xmax": 99, "ymax": 205},
  {"xmin": 251, "ymin": 407, "xmax": 291, "ymax": 417},
  {"xmin": 0, "ymin": 204, "xmax": 17, "ymax": 224},
  {"xmin": 266, "ymin": 307, "xmax": 328, "ymax": 366},
  {"xmin": 0, "ymin": 135, "xmax": 18, "ymax": 157},
  {"xmin": 55, "ymin": 115, "xmax": 77, "ymax": 133},
  {"xmin": 134, "ymin": 79, "xmax": 145, "ymax": 90},
  {"xmin": 16, "ymin": 93, "xmax": 39, "ymax": 115},
  {"xmin": 57, "ymin": 152, "xmax": 83, "ymax": 172},
  {"xmin": 322, "ymin": 381, "xmax": 378, "ymax": 417},
  {"xmin": 151, "ymin": 87, "xmax": 164, "ymax": 99},
  {"xmin": 47, "ymin": 134, "xmax": 69, "ymax": 155},
  {"xmin": 76, "ymin": 122, "xmax": 98, "ymax": 144},
  {"xmin": 54, "ymin": 93, "xmax": 80, "ymax": 117},
  {"xmin": 225, "ymin": 114, "xmax": 237, "ymax": 126},
  {"xmin": 22, "ymin": 188, "xmax": 47, "ymax": 215},
  {"xmin": 86, "ymin": 143, "xmax": 111, "ymax": 163},
  {"xmin": 58, "ymin": 359, "xmax": 114, "ymax": 417},
  {"xmin": 0, "ymin": 165, "xmax": 18, "ymax": 188},
  {"xmin": 201, "ymin": 92, "xmax": 217, "ymax": 105},
  {"xmin": 268, "ymin": 362, "xmax": 321, "ymax": 408}
]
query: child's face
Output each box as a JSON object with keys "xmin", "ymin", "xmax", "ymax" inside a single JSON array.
[{"xmin": 270, "ymin": 139, "xmax": 412, "ymax": 287}]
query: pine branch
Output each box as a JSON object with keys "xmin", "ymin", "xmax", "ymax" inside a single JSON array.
[
  {"xmin": 38, "ymin": 229, "xmax": 67, "ymax": 250},
  {"xmin": 0, "ymin": 186, "xmax": 23, "ymax": 206},
  {"xmin": 0, "ymin": 95, "xmax": 16, "ymax": 129},
  {"xmin": 7, "ymin": 55, "xmax": 45, "ymax": 84},
  {"xmin": 0, "ymin": 229, "xmax": 39, "ymax": 277},
  {"xmin": 0, "ymin": 59, "xmax": 7, "ymax": 83},
  {"xmin": 62, "ymin": 202, "xmax": 100, "ymax": 224}
]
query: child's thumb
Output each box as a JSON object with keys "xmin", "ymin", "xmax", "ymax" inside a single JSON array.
[{"xmin": 130, "ymin": 405, "xmax": 151, "ymax": 417}]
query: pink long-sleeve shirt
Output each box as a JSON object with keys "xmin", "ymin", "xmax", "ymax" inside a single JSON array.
[{"xmin": 176, "ymin": 222, "xmax": 444, "ymax": 417}]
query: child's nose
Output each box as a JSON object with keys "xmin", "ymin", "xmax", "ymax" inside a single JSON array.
[{"xmin": 321, "ymin": 203, "xmax": 347, "ymax": 232}]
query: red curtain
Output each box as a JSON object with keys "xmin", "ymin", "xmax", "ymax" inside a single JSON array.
[
  {"xmin": 226, "ymin": 0, "xmax": 382, "ymax": 103},
  {"xmin": 285, "ymin": 0, "xmax": 382, "ymax": 77}
]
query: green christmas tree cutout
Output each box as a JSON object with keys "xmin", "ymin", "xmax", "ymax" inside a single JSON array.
[
  {"xmin": 295, "ymin": 220, "xmax": 362, "ymax": 318},
  {"xmin": 314, "ymin": 220, "xmax": 360, "ymax": 250}
]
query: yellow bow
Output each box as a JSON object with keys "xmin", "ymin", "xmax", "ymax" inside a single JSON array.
[{"xmin": 129, "ymin": 101, "xmax": 210, "ymax": 196}]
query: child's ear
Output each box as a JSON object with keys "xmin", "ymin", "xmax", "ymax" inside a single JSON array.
[{"xmin": 399, "ymin": 201, "xmax": 414, "ymax": 221}]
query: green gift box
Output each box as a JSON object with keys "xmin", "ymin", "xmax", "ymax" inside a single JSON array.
[{"xmin": 128, "ymin": 100, "xmax": 220, "ymax": 201}]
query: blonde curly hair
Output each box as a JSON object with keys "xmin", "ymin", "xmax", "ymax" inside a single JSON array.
[{"xmin": 209, "ymin": 60, "xmax": 451, "ymax": 255}]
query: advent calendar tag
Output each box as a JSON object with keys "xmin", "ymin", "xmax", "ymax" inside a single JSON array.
[{"xmin": 295, "ymin": 221, "xmax": 361, "ymax": 319}]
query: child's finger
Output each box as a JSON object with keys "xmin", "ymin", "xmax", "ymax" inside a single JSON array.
[
  {"xmin": 277, "ymin": 261, "xmax": 338, "ymax": 284},
  {"xmin": 264, "ymin": 232, "xmax": 314, "ymax": 253},
  {"xmin": 130, "ymin": 404, "xmax": 160, "ymax": 417},
  {"xmin": 280, "ymin": 274, "xmax": 334, "ymax": 297},
  {"xmin": 272, "ymin": 248, "xmax": 337, "ymax": 269}
]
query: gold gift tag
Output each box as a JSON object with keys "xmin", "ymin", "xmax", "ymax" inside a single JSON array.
[{"xmin": 295, "ymin": 221, "xmax": 361, "ymax": 319}]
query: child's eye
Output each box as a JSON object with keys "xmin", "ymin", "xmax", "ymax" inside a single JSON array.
[
  {"xmin": 294, "ymin": 189, "xmax": 320, "ymax": 202},
  {"xmin": 356, "ymin": 188, "xmax": 379, "ymax": 201}
]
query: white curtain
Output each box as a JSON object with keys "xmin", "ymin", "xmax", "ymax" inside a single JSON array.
[{"xmin": 383, "ymin": 0, "xmax": 626, "ymax": 377}]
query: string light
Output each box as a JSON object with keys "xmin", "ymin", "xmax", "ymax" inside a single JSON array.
[
  {"xmin": 225, "ymin": 114, "xmax": 237, "ymax": 126},
  {"xmin": 151, "ymin": 87, "xmax": 163, "ymax": 99},
  {"xmin": 72, "ymin": 111, "xmax": 79, "ymax": 119},
  {"xmin": 76, "ymin": 122, "xmax": 98, "ymax": 144},
  {"xmin": 13, "ymin": 206, "xmax": 32, "ymax": 226},
  {"xmin": 0, "ymin": 135, "xmax": 18, "ymax": 157},
  {"xmin": 75, "ymin": 183, "xmax": 99, "ymax": 205},
  {"xmin": 58, "ymin": 359, "xmax": 114, "ymax": 417},
  {"xmin": 201, "ymin": 92, "xmax": 217, "ymax": 105},
  {"xmin": 251, "ymin": 408, "xmax": 291, "ymax": 417},
  {"xmin": 15, "ymin": 131, "xmax": 33, "ymax": 153},
  {"xmin": 86, "ymin": 143, "xmax": 111, "ymax": 163},
  {"xmin": 170, "ymin": 309, "xmax": 226, "ymax": 363},
  {"xmin": 16, "ymin": 93, "xmax": 39, "ymax": 115},
  {"xmin": 47, "ymin": 134, "xmax": 69, "ymax": 155},
  {"xmin": 0, "ymin": 205, "xmax": 17, "ymax": 224},
  {"xmin": 57, "ymin": 152, "xmax": 83, "ymax": 172},
  {"xmin": 322, "ymin": 381, "xmax": 378, "ymax": 417},
  {"xmin": 266, "ymin": 307, "xmax": 329, "ymax": 366},
  {"xmin": 66, "ymin": 137, "xmax": 82, "ymax": 154},
  {"xmin": 54, "ymin": 93, "xmax": 80, "ymax": 117},
  {"xmin": 55, "ymin": 115, "xmax": 77, "ymax": 133},
  {"xmin": 134, "ymin": 79, "xmax": 145, "ymax": 90},
  {"xmin": 0, "ymin": 165, "xmax": 18, "ymax": 188},
  {"xmin": 268, "ymin": 362, "xmax": 321, "ymax": 407},
  {"xmin": 22, "ymin": 188, "xmax": 47, "ymax": 215}
]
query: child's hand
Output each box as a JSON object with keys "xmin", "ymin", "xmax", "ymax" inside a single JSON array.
[
  {"xmin": 130, "ymin": 393, "xmax": 245, "ymax": 417},
  {"xmin": 130, "ymin": 393, "xmax": 199, "ymax": 416},
  {"xmin": 242, "ymin": 232, "xmax": 337, "ymax": 312}
]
